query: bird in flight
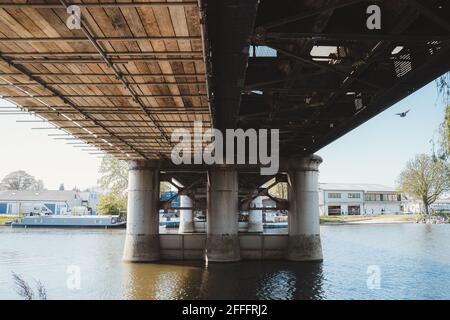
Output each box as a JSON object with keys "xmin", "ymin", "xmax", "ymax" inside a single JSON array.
[{"xmin": 396, "ymin": 110, "xmax": 410, "ymax": 117}]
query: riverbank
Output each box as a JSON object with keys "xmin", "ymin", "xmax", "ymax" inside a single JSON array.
[
  {"xmin": 0, "ymin": 216, "xmax": 15, "ymax": 226},
  {"xmin": 0, "ymin": 214, "xmax": 420, "ymax": 226},
  {"xmin": 320, "ymin": 214, "xmax": 417, "ymax": 224}
]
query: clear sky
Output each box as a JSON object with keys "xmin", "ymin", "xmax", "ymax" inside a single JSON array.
[
  {"xmin": 0, "ymin": 100, "xmax": 102, "ymax": 191},
  {"xmin": 316, "ymin": 81, "xmax": 445, "ymax": 187},
  {"xmin": 0, "ymin": 80, "xmax": 445, "ymax": 190}
]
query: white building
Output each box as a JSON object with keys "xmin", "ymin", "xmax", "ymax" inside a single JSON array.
[
  {"xmin": 79, "ymin": 191, "xmax": 100, "ymax": 214},
  {"xmin": 318, "ymin": 183, "xmax": 402, "ymax": 216},
  {"xmin": 402, "ymin": 198, "xmax": 450, "ymax": 214},
  {"xmin": 0, "ymin": 190, "xmax": 100, "ymax": 216}
]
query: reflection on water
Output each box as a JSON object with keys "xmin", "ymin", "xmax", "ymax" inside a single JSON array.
[
  {"xmin": 122, "ymin": 260, "xmax": 324, "ymax": 300},
  {"xmin": 1, "ymin": 224, "xmax": 450, "ymax": 300}
]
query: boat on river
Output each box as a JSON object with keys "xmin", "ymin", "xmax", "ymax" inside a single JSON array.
[{"xmin": 11, "ymin": 214, "xmax": 126, "ymax": 229}]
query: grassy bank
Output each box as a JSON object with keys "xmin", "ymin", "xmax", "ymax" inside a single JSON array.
[
  {"xmin": 320, "ymin": 214, "xmax": 416, "ymax": 224},
  {"xmin": 0, "ymin": 216, "xmax": 16, "ymax": 226}
]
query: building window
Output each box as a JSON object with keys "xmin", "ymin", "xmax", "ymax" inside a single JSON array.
[
  {"xmin": 328, "ymin": 193, "xmax": 341, "ymax": 199},
  {"xmin": 365, "ymin": 193, "xmax": 380, "ymax": 201},
  {"xmin": 348, "ymin": 193, "xmax": 361, "ymax": 199},
  {"xmin": 328, "ymin": 206, "xmax": 341, "ymax": 215},
  {"xmin": 328, "ymin": 206, "xmax": 341, "ymax": 216}
]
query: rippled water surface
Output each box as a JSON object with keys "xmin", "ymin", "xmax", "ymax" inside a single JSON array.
[{"xmin": 1, "ymin": 224, "xmax": 449, "ymax": 299}]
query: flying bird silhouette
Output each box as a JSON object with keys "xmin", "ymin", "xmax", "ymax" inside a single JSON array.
[{"xmin": 396, "ymin": 110, "xmax": 410, "ymax": 117}]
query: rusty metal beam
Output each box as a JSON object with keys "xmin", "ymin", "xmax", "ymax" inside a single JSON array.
[
  {"xmin": 265, "ymin": 32, "xmax": 450, "ymax": 43},
  {"xmin": 258, "ymin": 0, "xmax": 368, "ymax": 29},
  {"xmin": 405, "ymin": 0, "xmax": 450, "ymax": 32},
  {"xmin": 270, "ymin": 45, "xmax": 384, "ymax": 90}
]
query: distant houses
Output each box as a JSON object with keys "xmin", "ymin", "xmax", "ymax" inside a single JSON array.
[
  {"xmin": 1, "ymin": 185, "xmax": 448, "ymax": 218},
  {"xmin": 0, "ymin": 190, "xmax": 100, "ymax": 216}
]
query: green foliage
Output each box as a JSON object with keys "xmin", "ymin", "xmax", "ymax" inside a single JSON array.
[
  {"xmin": 97, "ymin": 192, "xmax": 127, "ymax": 216},
  {"xmin": 268, "ymin": 182, "xmax": 288, "ymax": 200},
  {"xmin": 97, "ymin": 155, "xmax": 172, "ymax": 197},
  {"xmin": 435, "ymin": 73, "xmax": 450, "ymax": 160},
  {"xmin": 397, "ymin": 154, "xmax": 450, "ymax": 214},
  {"xmin": 160, "ymin": 181, "xmax": 171, "ymax": 195},
  {"xmin": 97, "ymin": 155, "xmax": 128, "ymax": 197}
]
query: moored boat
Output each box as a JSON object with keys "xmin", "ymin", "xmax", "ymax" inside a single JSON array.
[{"xmin": 11, "ymin": 214, "xmax": 126, "ymax": 229}]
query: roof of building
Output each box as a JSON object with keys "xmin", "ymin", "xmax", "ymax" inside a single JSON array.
[
  {"xmin": 319, "ymin": 183, "xmax": 397, "ymax": 193},
  {"xmin": 0, "ymin": 190, "xmax": 79, "ymax": 202}
]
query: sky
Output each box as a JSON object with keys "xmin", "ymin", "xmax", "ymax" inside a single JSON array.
[{"xmin": 0, "ymin": 80, "xmax": 446, "ymax": 190}]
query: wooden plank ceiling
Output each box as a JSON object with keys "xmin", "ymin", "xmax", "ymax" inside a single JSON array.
[{"xmin": 0, "ymin": 0, "xmax": 210, "ymax": 160}]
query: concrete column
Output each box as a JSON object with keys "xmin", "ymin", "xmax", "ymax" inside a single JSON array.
[
  {"xmin": 123, "ymin": 160, "xmax": 160, "ymax": 262},
  {"xmin": 206, "ymin": 167, "xmax": 240, "ymax": 262},
  {"xmin": 179, "ymin": 195, "xmax": 195, "ymax": 233},
  {"xmin": 287, "ymin": 155, "xmax": 323, "ymax": 261},
  {"xmin": 248, "ymin": 197, "xmax": 263, "ymax": 233}
]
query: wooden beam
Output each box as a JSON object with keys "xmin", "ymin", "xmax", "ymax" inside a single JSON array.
[
  {"xmin": 0, "ymin": 2, "xmax": 199, "ymax": 9},
  {"xmin": 0, "ymin": 36, "xmax": 202, "ymax": 43}
]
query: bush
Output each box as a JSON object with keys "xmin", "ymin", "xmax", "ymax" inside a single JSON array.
[{"xmin": 97, "ymin": 193, "xmax": 127, "ymax": 216}]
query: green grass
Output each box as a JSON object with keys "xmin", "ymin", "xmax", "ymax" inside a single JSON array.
[{"xmin": 0, "ymin": 216, "xmax": 16, "ymax": 226}]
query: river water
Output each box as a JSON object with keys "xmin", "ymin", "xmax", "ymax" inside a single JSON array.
[{"xmin": 0, "ymin": 224, "xmax": 449, "ymax": 300}]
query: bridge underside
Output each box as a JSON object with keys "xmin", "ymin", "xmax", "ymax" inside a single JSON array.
[{"xmin": 0, "ymin": 0, "xmax": 449, "ymax": 262}]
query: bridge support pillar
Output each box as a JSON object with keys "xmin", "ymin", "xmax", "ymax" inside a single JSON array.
[
  {"xmin": 123, "ymin": 160, "xmax": 160, "ymax": 262},
  {"xmin": 248, "ymin": 198, "xmax": 263, "ymax": 233},
  {"xmin": 179, "ymin": 195, "xmax": 195, "ymax": 233},
  {"xmin": 287, "ymin": 155, "xmax": 323, "ymax": 261},
  {"xmin": 206, "ymin": 167, "xmax": 240, "ymax": 262}
]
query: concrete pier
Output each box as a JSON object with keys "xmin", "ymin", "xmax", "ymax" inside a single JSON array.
[
  {"xmin": 123, "ymin": 160, "xmax": 161, "ymax": 262},
  {"xmin": 287, "ymin": 155, "xmax": 323, "ymax": 261},
  {"xmin": 206, "ymin": 167, "xmax": 240, "ymax": 262},
  {"xmin": 179, "ymin": 195, "xmax": 195, "ymax": 233},
  {"xmin": 248, "ymin": 198, "xmax": 263, "ymax": 233}
]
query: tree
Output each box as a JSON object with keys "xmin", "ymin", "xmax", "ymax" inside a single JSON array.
[
  {"xmin": 97, "ymin": 155, "xmax": 128, "ymax": 197},
  {"xmin": 436, "ymin": 105, "xmax": 450, "ymax": 160},
  {"xmin": 0, "ymin": 171, "xmax": 44, "ymax": 191},
  {"xmin": 97, "ymin": 192, "xmax": 127, "ymax": 216},
  {"xmin": 97, "ymin": 155, "xmax": 171, "ymax": 197},
  {"xmin": 397, "ymin": 154, "xmax": 450, "ymax": 214},
  {"xmin": 435, "ymin": 72, "xmax": 450, "ymax": 159},
  {"xmin": 269, "ymin": 182, "xmax": 288, "ymax": 200}
]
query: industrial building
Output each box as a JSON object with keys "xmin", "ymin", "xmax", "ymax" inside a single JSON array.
[{"xmin": 318, "ymin": 183, "xmax": 402, "ymax": 216}]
